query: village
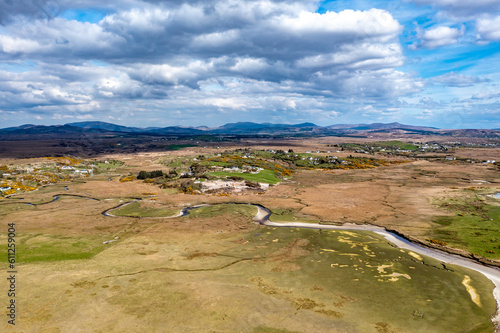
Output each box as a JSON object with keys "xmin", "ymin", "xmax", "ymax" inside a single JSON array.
[{"xmin": 0, "ymin": 157, "xmax": 121, "ymax": 197}]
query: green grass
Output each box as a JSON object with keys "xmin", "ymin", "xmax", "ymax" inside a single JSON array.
[
  {"xmin": 431, "ymin": 192, "xmax": 500, "ymax": 258},
  {"xmin": 340, "ymin": 143, "xmax": 365, "ymax": 150},
  {"xmin": 10, "ymin": 234, "xmax": 107, "ymax": 263},
  {"xmin": 268, "ymin": 208, "xmax": 320, "ymax": 223},
  {"xmin": 432, "ymin": 205, "xmax": 500, "ymax": 258},
  {"xmin": 160, "ymin": 156, "xmax": 191, "ymax": 168},
  {"xmin": 227, "ymin": 227, "xmax": 496, "ymax": 332},
  {"xmin": 200, "ymin": 161, "xmax": 232, "ymax": 167},
  {"xmin": 0, "ymin": 202, "xmax": 36, "ymax": 215},
  {"xmin": 210, "ymin": 169, "xmax": 282, "ymax": 184},
  {"xmin": 96, "ymin": 160, "xmax": 124, "ymax": 171},
  {"xmin": 341, "ymin": 140, "xmax": 419, "ymax": 152},
  {"xmin": 373, "ymin": 140, "xmax": 419, "ymax": 150},
  {"xmin": 186, "ymin": 204, "xmax": 257, "ymax": 219},
  {"xmin": 162, "ymin": 188, "xmax": 178, "ymax": 194},
  {"xmin": 112, "ymin": 201, "xmax": 179, "ymax": 217}
]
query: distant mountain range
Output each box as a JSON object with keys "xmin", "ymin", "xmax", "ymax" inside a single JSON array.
[
  {"xmin": 0, "ymin": 124, "xmax": 107, "ymax": 134},
  {"xmin": 0, "ymin": 121, "xmax": 498, "ymax": 137},
  {"xmin": 326, "ymin": 122, "xmax": 438, "ymax": 131}
]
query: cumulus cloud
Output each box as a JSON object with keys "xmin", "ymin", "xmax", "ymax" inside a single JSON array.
[
  {"xmin": 476, "ymin": 15, "xmax": 500, "ymax": 42},
  {"xmin": 413, "ymin": 26, "xmax": 464, "ymax": 49},
  {"xmin": 0, "ymin": 69, "xmax": 94, "ymax": 112},
  {"xmin": 411, "ymin": 0, "xmax": 500, "ymax": 44},
  {"xmin": 0, "ymin": 0, "xmax": 427, "ymax": 125}
]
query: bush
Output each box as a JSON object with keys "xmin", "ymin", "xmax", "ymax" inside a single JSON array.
[
  {"xmin": 120, "ymin": 175, "xmax": 134, "ymax": 182},
  {"xmin": 137, "ymin": 170, "xmax": 164, "ymax": 179},
  {"xmin": 426, "ymin": 238, "xmax": 447, "ymax": 246}
]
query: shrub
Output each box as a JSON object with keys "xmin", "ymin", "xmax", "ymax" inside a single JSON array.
[
  {"xmin": 426, "ymin": 238, "xmax": 447, "ymax": 246},
  {"xmin": 120, "ymin": 175, "xmax": 134, "ymax": 182},
  {"xmin": 137, "ymin": 170, "xmax": 164, "ymax": 179}
]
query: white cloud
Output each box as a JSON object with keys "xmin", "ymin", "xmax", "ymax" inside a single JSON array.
[
  {"xmin": 0, "ymin": 0, "xmax": 429, "ymax": 126},
  {"xmin": 203, "ymin": 97, "xmax": 248, "ymax": 109},
  {"xmin": 0, "ymin": 35, "xmax": 41, "ymax": 54},
  {"xmin": 411, "ymin": 0, "xmax": 500, "ymax": 45},
  {"xmin": 433, "ymin": 72, "xmax": 490, "ymax": 87},
  {"xmin": 296, "ymin": 42, "xmax": 404, "ymax": 70},
  {"xmin": 476, "ymin": 15, "xmax": 500, "ymax": 42},
  {"xmin": 417, "ymin": 109, "xmax": 433, "ymax": 119},
  {"xmin": 415, "ymin": 26, "xmax": 464, "ymax": 49},
  {"xmin": 471, "ymin": 91, "xmax": 500, "ymax": 100},
  {"xmin": 276, "ymin": 8, "xmax": 401, "ymax": 39},
  {"xmin": 192, "ymin": 29, "xmax": 240, "ymax": 48}
]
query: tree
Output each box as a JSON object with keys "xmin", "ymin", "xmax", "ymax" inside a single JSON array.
[
  {"xmin": 137, "ymin": 171, "xmax": 149, "ymax": 179},
  {"xmin": 137, "ymin": 170, "xmax": 164, "ymax": 179}
]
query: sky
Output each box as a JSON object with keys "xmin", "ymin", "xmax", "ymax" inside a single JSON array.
[{"xmin": 0, "ymin": 0, "xmax": 499, "ymax": 129}]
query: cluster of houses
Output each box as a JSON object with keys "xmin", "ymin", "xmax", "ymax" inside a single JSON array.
[
  {"xmin": 1, "ymin": 165, "xmax": 94, "ymax": 177},
  {"xmin": 0, "ymin": 161, "xmax": 100, "ymax": 197},
  {"xmin": 60, "ymin": 166, "xmax": 94, "ymax": 174}
]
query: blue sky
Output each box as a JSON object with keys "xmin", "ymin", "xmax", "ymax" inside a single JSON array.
[{"xmin": 0, "ymin": 0, "xmax": 498, "ymax": 129}]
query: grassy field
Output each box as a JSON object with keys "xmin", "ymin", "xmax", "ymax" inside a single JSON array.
[
  {"xmin": 185, "ymin": 203, "xmax": 257, "ymax": 219},
  {"xmin": 431, "ymin": 193, "xmax": 500, "ymax": 258},
  {"xmin": 341, "ymin": 140, "xmax": 419, "ymax": 152},
  {"xmin": 231, "ymin": 227, "xmax": 496, "ymax": 332},
  {"xmin": 210, "ymin": 169, "xmax": 282, "ymax": 184},
  {"xmin": 268, "ymin": 208, "xmax": 321, "ymax": 223},
  {"xmin": 13, "ymin": 233, "xmax": 107, "ymax": 263},
  {"xmin": 7, "ymin": 215, "xmax": 494, "ymax": 332},
  {"xmin": 0, "ymin": 202, "xmax": 36, "ymax": 215},
  {"xmin": 111, "ymin": 201, "xmax": 179, "ymax": 217},
  {"xmin": 96, "ymin": 160, "xmax": 124, "ymax": 171},
  {"xmin": 374, "ymin": 140, "xmax": 419, "ymax": 150}
]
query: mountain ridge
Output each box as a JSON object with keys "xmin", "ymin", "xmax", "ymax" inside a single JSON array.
[{"xmin": 1, "ymin": 121, "xmax": 498, "ymax": 137}]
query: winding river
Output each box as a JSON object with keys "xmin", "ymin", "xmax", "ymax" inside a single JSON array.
[{"xmin": 102, "ymin": 200, "xmax": 500, "ymax": 330}]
